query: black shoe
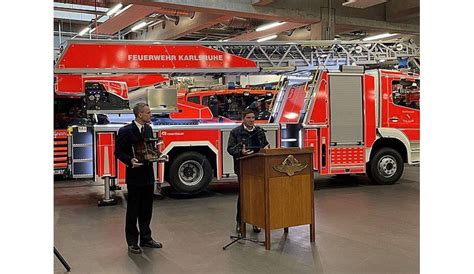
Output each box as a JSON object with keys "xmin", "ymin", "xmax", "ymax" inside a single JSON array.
[
  {"xmin": 235, "ymin": 222, "xmax": 241, "ymax": 235},
  {"xmin": 140, "ymin": 239, "xmax": 163, "ymax": 248},
  {"xmin": 128, "ymin": 245, "xmax": 142, "ymax": 254},
  {"xmin": 252, "ymin": 225, "xmax": 261, "ymax": 233}
]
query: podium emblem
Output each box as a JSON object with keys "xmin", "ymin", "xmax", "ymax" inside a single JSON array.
[{"xmin": 273, "ymin": 155, "xmax": 308, "ymax": 176}]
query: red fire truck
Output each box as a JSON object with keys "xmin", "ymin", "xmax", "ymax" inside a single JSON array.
[
  {"xmin": 54, "ymin": 40, "xmax": 420, "ymax": 193},
  {"xmin": 273, "ymin": 66, "xmax": 419, "ymax": 184}
]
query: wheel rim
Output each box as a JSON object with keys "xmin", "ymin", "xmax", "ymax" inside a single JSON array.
[
  {"xmin": 377, "ymin": 155, "xmax": 397, "ymax": 178},
  {"xmin": 178, "ymin": 160, "xmax": 204, "ymax": 186}
]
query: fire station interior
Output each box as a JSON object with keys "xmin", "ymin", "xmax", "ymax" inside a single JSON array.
[{"xmin": 52, "ymin": 1, "xmax": 422, "ymax": 273}]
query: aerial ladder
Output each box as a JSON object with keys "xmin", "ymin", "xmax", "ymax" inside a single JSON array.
[{"xmin": 55, "ymin": 39, "xmax": 420, "ymax": 76}]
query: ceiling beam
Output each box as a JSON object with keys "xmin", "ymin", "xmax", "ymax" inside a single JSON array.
[
  {"xmin": 386, "ymin": 7, "xmax": 419, "ymax": 22},
  {"xmin": 127, "ymin": 0, "xmax": 318, "ymax": 23},
  {"xmin": 228, "ymin": 22, "xmax": 308, "ymax": 41},
  {"xmin": 142, "ymin": 13, "xmax": 232, "ymax": 40},
  {"xmin": 335, "ymin": 15, "xmax": 419, "ymax": 34},
  {"xmin": 95, "ymin": 4, "xmax": 157, "ymax": 35}
]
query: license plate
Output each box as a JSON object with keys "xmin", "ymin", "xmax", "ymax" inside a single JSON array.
[{"xmin": 54, "ymin": 169, "xmax": 64, "ymax": 175}]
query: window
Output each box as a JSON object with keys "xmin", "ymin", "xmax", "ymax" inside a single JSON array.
[
  {"xmin": 54, "ymin": 98, "xmax": 86, "ymax": 129},
  {"xmin": 187, "ymin": 96, "xmax": 200, "ymax": 104},
  {"xmin": 391, "ymin": 79, "xmax": 420, "ymax": 110},
  {"xmin": 202, "ymin": 96, "xmax": 210, "ymax": 106}
]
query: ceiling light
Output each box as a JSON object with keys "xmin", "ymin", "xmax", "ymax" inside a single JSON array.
[
  {"xmin": 115, "ymin": 4, "xmax": 132, "ymax": 16},
  {"xmin": 131, "ymin": 21, "xmax": 148, "ymax": 31},
  {"xmin": 363, "ymin": 33, "xmax": 397, "ymax": 41},
  {"xmin": 256, "ymin": 22, "xmax": 285, "ymax": 32},
  {"xmin": 343, "ymin": 0, "xmax": 387, "ymax": 9},
  {"xmin": 106, "ymin": 3, "xmax": 123, "ymax": 16},
  {"xmin": 79, "ymin": 27, "xmax": 91, "ymax": 36},
  {"xmin": 148, "ymin": 20, "xmax": 163, "ymax": 28},
  {"xmin": 257, "ymin": 35, "xmax": 277, "ymax": 42}
]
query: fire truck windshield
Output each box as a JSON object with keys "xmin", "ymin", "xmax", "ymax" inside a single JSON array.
[
  {"xmin": 184, "ymin": 91, "xmax": 275, "ymax": 121},
  {"xmin": 391, "ymin": 79, "xmax": 420, "ymax": 110}
]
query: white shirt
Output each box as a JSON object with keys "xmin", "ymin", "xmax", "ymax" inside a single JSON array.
[
  {"xmin": 134, "ymin": 120, "xmax": 144, "ymax": 133},
  {"xmin": 243, "ymin": 125, "xmax": 255, "ymax": 132}
]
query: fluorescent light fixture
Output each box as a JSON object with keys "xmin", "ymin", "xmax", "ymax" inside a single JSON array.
[
  {"xmin": 115, "ymin": 4, "xmax": 132, "ymax": 16},
  {"xmin": 54, "ymin": 10, "xmax": 109, "ymax": 23},
  {"xmin": 363, "ymin": 33, "xmax": 397, "ymax": 41},
  {"xmin": 79, "ymin": 27, "xmax": 91, "ymax": 36},
  {"xmin": 107, "ymin": 3, "xmax": 123, "ymax": 16},
  {"xmin": 131, "ymin": 21, "xmax": 148, "ymax": 31},
  {"xmin": 343, "ymin": 0, "xmax": 387, "ymax": 8},
  {"xmin": 257, "ymin": 35, "xmax": 277, "ymax": 42},
  {"xmin": 54, "ymin": 2, "xmax": 108, "ymax": 12},
  {"xmin": 148, "ymin": 20, "xmax": 163, "ymax": 28},
  {"xmin": 256, "ymin": 22, "xmax": 285, "ymax": 32}
]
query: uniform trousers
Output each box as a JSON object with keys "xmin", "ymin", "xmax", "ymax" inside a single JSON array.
[{"xmin": 125, "ymin": 184, "xmax": 154, "ymax": 246}]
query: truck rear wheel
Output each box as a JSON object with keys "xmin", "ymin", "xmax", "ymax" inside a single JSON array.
[
  {"xmin": 169, "ymin": 152, "xmax": 213, "ymax": 193},
  {"xmin": 367, "ymin": 148, "xmax": 404, "ymax": 185}
]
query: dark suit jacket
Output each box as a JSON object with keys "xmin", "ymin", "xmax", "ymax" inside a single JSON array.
[
  {"xmin": 227, "ymin": 124, "xmax": 269, "ymax": 175},
  {"xmin": 115, "ymin": 121, "xmax": 155, "ymax": 186}
]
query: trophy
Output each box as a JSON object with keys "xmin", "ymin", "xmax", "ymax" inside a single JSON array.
[{"xmin": 132, "ymin": 137, "xmax": 168, "ymax": 163}]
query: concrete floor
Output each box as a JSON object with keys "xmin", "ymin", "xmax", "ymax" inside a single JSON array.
[{"xmin": 54, "ymin": 166, "xmax": 419, "ymax": 274}]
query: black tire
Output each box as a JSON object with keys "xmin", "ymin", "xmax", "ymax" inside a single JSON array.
[
  {"xmin": 365, "ymin": 162, "xmax": 376, "ymax": 185},
  {"xmin": 169, "ymin": 152, "xmax": 213, "ymax": 193},
  {"xmin": 367, "ymin": 148, "xmax": 404, "ymax": 185}
]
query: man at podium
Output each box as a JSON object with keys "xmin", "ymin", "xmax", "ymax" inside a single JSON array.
[{"xmin": 227, "ymin": 109, "xmax": 269, "ymax": 235}]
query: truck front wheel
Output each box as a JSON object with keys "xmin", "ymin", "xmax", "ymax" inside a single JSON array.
[
  {"xmin": 367, "ymin": 148, "xmax": 404, "ymax": 185},
  {"xmin": 169, "ymin": 152, "xmax": 213, "ymax": 193}
]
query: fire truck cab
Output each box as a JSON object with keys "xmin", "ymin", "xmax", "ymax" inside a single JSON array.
[
  {"xmin": 273, "ymin": 66, "xmax": 420, "ymax": 184},
  {"xmin": 179, "ymin": 88, "xmax": 276, "ymax": 121}
]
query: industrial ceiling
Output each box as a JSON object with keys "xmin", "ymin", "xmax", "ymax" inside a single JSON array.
[{"xmin": 54, "ymin": 0, "xmax": 419, "ymax": 52}]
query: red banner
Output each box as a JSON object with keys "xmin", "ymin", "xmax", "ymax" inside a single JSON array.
[{"xmin": 56, "ymin": 43, "xmax": 257, "ymax": 71}]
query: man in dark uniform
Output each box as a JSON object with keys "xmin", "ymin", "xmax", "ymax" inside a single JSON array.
[
  {"xmin": 227, "ymin": 109, "xmax": 269, "ymax": 235},
  {"xmin": 115, "ymin": 103, "xmax": 163, "ymax": 254},
  {"xmin": 208, "ymin": 95, "xmax": 219, "ymax": 117}
]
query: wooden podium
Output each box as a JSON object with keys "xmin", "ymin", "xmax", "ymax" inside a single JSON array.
[{"xmin": 239, "ymin": 147, "xmax": 315, "ymax": 250}]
